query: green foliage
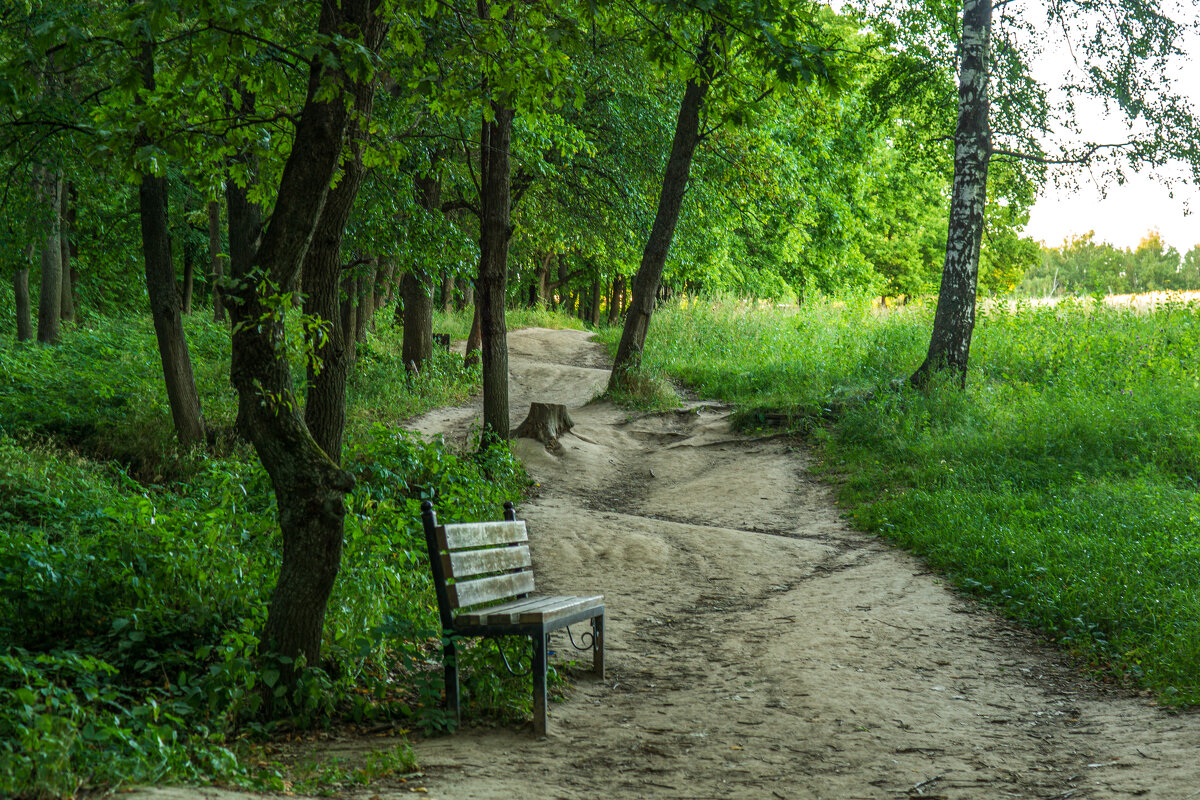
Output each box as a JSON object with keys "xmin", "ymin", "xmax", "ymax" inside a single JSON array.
[
  {"xmin": 347, "ymin": 315, "xmax": 480, "ymax": 429},
  {"xmin": 1020, "ymin": 231, "xmax": 1199, "ymax": 297},
  {"xmin": 0, "ymin": 314, "xmax": 239, "ymax": 480},
  {"xmin": 0, "ymin": 310, "xmax": 537, "ymax": 797},
  {"xmin": 979, "ymin": 226, "xmax": 1040, "ymax": 297},
  {"xmin": 629, "ymin": 296, "xmax": 1200, "ymax": 704}
]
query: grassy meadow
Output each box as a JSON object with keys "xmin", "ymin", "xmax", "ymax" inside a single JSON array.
[{"xmin": 599, "ymin": 295, "xmax": 1200, "ymax": 704}]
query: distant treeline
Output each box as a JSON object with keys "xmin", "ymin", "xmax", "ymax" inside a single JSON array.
[{"xmin": 1017, "ymin": 231, "xmax": 1200, "ymax": 297}]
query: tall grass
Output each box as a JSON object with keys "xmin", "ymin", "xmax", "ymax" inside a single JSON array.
[{"xmin": 621, "ymin": 295, "xmax": 1200, "ymax": 703}]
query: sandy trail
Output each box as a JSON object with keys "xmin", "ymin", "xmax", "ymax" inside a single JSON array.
[
  {"xmin": 400, "ymin": 328, "xmax": 1198, "ymax": 800},
  {"xmin": 131, "ymin": 327, "xmax": 1198, "ymax": 800}
]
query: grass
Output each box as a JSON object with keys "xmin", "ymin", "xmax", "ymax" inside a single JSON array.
[
  {"xmin": 610, "ymin": 294, "xmax": 1200, "ymax": 704},
  {"xmin": 0, "ymin": 307, "xmax": 546, "ymax": 798},
  {"xmin": 602, "ymin": 365, "xmax": 683, "ymax": 411},
  {"xmin": 432, "ymin": 306, "xmax": 590, "ymax": 340}
]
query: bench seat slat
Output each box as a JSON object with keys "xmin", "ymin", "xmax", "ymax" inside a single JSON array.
[
  {"xmin": 453, "ymin": 596, "xmax": 556, "ymax": 626},
  {"xmin": 517, "ymin": 595, "xmax": 603, "ymax": 625},
  {"xmin": 455, "ymin": 594, "xmax": 604, "ymax": 626},
  {"xmin": 445, "ymin": 545, "xmax": 532, "ymax": 579},
  {"xmin": 439, "ymin": 521, "xmax": 528, "ymax": 550},
  {"xmin": 448, "ymin": 570, "xmax": 536, "ymax": 609}
]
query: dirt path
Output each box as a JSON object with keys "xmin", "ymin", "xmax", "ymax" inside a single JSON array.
[
  {"xmin": 398, "ymin": 328, "xmax": 1198, "ymax": 800},
  {"xmin": 131, "ymin": 327, "xmax": 1197, "ymax": 800}
]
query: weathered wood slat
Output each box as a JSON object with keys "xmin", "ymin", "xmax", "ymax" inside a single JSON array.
[
  {"xmin": 484, "ymin": 596, "xmax": 572, "ymax": 625},
  {"xmin": 449, "ymin": 570, "xmax": 536, "ymax": 609},
  {"xmin": 445, "ymin": 546, "xmax": 532, "ymax": 579},
  {"xmin": 439, "ymin": 521, "xmax": 528, "ymax": 550},
  {"xmin": 517, "ymin": 595, "xmax": 604, "ymax": 624},
  {"xmin": 455, "ymin": 595, "xmax": 603, "ymax": 626},
  {"xmin": 455, "ymin": 596, "xmax": 552, "ymax": 626}
]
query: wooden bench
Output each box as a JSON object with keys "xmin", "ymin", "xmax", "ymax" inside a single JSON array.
[{"xmin": 420, "ymin": 501, "xmax": 605, "ymax": 735}]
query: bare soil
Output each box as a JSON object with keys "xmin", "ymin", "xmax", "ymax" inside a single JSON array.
[{"xmin": 132, "ymin": 327, "xmax": 1200, "ymax": 800}]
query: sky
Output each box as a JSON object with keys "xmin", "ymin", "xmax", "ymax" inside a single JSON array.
[
  {"xmin": 1024, "ymin": 173, "xmax": 1200, "ymax": 254},
  {"xmin": 1016, "ymin": 1, "xmax": 1200, "ymax": 254}
]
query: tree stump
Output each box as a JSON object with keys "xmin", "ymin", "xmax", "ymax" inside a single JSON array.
[
  {"xmin": 515, "ymin": 402, "xmax": 574, "ymax": 451},
  {"xmin": 433, "ymin": 333, "xmax": 451, "ymax": 350}
]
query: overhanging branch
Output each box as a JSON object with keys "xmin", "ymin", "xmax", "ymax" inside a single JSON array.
[{"xmin": 989, "ymin": 140, "xmax": 1133, "ymax": 165}]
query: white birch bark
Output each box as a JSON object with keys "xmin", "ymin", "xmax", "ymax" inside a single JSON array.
[{"xmin": 912, "ymin": 0, "xmax": 992, "ymax": 388}]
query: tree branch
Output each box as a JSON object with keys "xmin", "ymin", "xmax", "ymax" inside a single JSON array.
[{"xmin": 989, "ymin": 141, "xmax": 1133, "ymax": 165}]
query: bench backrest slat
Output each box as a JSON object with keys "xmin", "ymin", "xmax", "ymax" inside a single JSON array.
[
  {"xmin": 449, "ymin": 570, "xmax": 537, "ymax": 609},
  {"xmin": 423, "ymin": 505, "xmax": 537, "ymax": 625},
  {"xmin": 445, "ymin": 545, "xmax": 532, "ymax": 579},
  {"xmin": 440, "ymin": 520, "xmax": 528, "ymax": 549}
]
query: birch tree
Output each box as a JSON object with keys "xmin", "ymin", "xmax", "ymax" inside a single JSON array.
[
  {"xmin": 909, "ymin": 0, "xmax": 991, "ymax": 387},
  {"xmin": 894, "ymin": 0, "xmax": 1200, "ymax": 386}
]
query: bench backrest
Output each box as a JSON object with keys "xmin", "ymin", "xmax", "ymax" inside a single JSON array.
[{"xmin": 421, "ymin": 501, "xmax": 535, "ymax": 630}]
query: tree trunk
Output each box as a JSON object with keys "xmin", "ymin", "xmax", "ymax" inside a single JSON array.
[
  {"xmin": 608, "ymin": 274, "xmax": 624, "ymax": 324},
  {"xmin": 140, "ymin": 171, "xmax": 207, "ymax": 444},
  {"xmin": 379, "ymin": 258, "xmax": 397, "ymax": 308},
  {"xmin": 226, "ymin": 171, "xmax": 261, "ymax": 444},
  {"xmin": 356, "ymin": 263, "xmax": 374, "ymax": 341},
  {"xmin": 35, "ymin": 166, "xmax": 62, "ymax": 344},
  {"xmin": 478, "ymin": 98, "xmax": 515, "ymax": 442},
  {"xmin": 136, "ymin": 38, "xmax": 205, "ymax": 445},
  {"xmin": 441, "ymin": 270, "xmax": 454, "ymax": 312},
  {"xmin": 182, "ymin": 238, "xmax": 195, "ymax": 314},
  {"xmin": 209, "ymin": 200, "xmax": 225, "ymax": 322},
  {"xmin": 401, "ymin": 271, "xmax": 433, "ymax": 370},
  {"xmin": 515, "ymin": 402, "xmax": 574, "ymax": 451},
  {"xmin": 224, "ymin": 0, "xmax": 383, "ymax": 687},
  {"xmin": 13, "ymin": 246, "xmax": 32, "ymax": 341},
  {"xmin": 589, "ymin": 274, "xmax": 601, "ymax": 326},
  {"xmin": 374, "ymin": 258, "xmax": 392, "ymax": 312},
  {"xmin": 464, "ymin": 301, "xmax": 482, "ymax": 368},
  {"xmin": 532, "ymin": 251, "xmax": 552, "ymax": 307},
  {"xmin": 59, "ymin": 181, "xmax": 75, "ymax": 323},
  {"xmin": 910, "ymin": 0, "xmax": 992, "ymax": 389},
  {"xmin": 610, "ymin": 35, "xmax": 713, "ymax": 387},
  {"xmin": 302, "ymin": 184, "xmax": 365, "ymax": 462},
  {"xmin": 403, "ymin": 172, "xmax": 442, "ymax": 372},
  {"xmin": 340, "ymin": 271, "xmax": 359, "ymax": 366},
  {"xmin": 551, "ymin": 257, "xmax": 563, "ymax": 309}
]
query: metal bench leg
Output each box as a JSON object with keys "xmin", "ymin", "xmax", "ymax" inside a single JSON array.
[
  {"xmin": 592, "ymin": 614, "xmax": 605, "ymax": 680},
  {"xmin": 532, "ymin": 631, "xmax": 548, "ymax": 736},
  {"xmin": 444, "ymin": 637, "xmax": 460, "ymax": 727}
]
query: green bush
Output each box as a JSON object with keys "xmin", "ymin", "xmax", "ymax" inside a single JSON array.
[{"xmin": 0, "ymin": 310, "xmax": 535, "ymax": 797}]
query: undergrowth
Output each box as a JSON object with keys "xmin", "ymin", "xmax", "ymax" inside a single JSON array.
[
  {"xmin": 620, "ymin": 294, "xmax": 1200, "ymax": 705},
  {"xmin": 603, "ymin": 366, "xmax": 682, "ymax": 411},
  {"xmin": 0, "ymin": 310, "xmax": 541, "ymax": 798}
]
